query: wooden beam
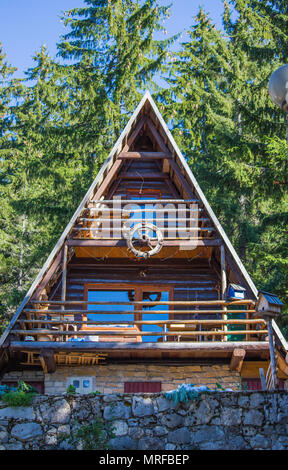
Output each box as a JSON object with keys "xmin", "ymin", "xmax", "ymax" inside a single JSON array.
[
  {"xmin": 117, "ymin": 152, "xmax": 171, "ymax": 160},
  {"xmin": 259, "ymin": 368, "xmax": 267, "ymax": 390},
  {"xmin": 67, "ymin": 257, "xmax": 210, "ymax": 267},
  {"xmin": 89, "ymin": 199, "xmax": 199, "ymax": 204},
  {"xmin": 23, "ymin": 310, "xmax": 256, "ymax": 318},
  {"xmin": 93, "ymin": 159, "xmax": 123, "ymax": 201},
  {"xmin": 165, "ymin": 178, "xmax": 180, "ymax": 198},
  {"xmin": 15, "ymin": 328, "xmax": 267, "ymax": 337},
  {"xmin": 39, "ymin": 349, "xmax": 56, "ymax": 374},
  {"xmin": 126, "ymin": 116, "xmax": 147, "ymax": 147},
  {"xmin": 119, "ymin": 171, "xmax": 169, "ymax": 179},
  {"xmin": 230, "ymin": 348, "xmax": 246, "ymax": 372},
  {"xmin": 267, "ymin": 318, "xmax": 279, "ymax": 389},
  {"xmin": 221, "ymin": 245, "xmax": 228, "ymax": 342},
  {"xmin": 168, "ymin": 158, "xmax": 196, "ymax": 199},
  {"xmin": 61, "ymin": 245, "xmax": 68, "ymax": 306},
  {"xmin": 276, "ymin": 353, "xmax": 288, "ymax": 377},
  {"xmin": 60, "ymin": 245, "xmax": 68, "ymax": 342},
  {"xmin": 67, "ymin": 239, "xmax": 222, "ymax": 247},
  {"xmin": 10, "ymin": 340, "xmax": 269, "ymax": 353},
  {"xmin": 31, "ymin": 251, "xmax": 62, "ymax": 300},
  {"xmin": 225, "ymin": 250, "xmax": 256, "ymax": 301},
  {"xmin": 29, "ymin": 299, "xmax": 254, "ymax": 306},
  {"xmin": 146, "ymin": 118, "xmax": 169, "ymax": 153},
  {"xmin": 91, "ymin": 118, "xmax": 149, "ymax": 201}
]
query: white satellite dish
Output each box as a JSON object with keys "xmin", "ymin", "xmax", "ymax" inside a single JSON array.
[{"xmin": 268, "ymin": 64, "xmax": 288, "ymax": 111}]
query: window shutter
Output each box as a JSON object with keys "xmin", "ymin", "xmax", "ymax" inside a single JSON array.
[
  {"xmin": 124, "ymin": 382, "xmax": 161, "ymax": 393},
  {"xmin": 242, "ymin": 378, "xmax": 284, "ymax": 391}
]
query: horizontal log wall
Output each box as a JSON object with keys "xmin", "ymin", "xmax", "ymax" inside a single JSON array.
[{"xmin": 50, "ymin": 260, "xmax": 220, "ymax": 313}]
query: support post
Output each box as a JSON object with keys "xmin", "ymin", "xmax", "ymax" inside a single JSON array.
[
  {"xmin": 230, "ymin": 348, "xmax": 246, "ymax": 372},
  {"xmin": 39, "ymin": 349, "xmax": 56, "ymax": 374},
  {"xmin": 259, "ymin": 368, "xmax": 267, "ymax": 391},
  {"xmin": 61, "ymin": 245, "xmax": 68, "ymax": 341},
  {"xmin": 267, "ymin": 318, "xmax": 278, "ymax": 390},
  {"xmin": 220, "ymin": 245, "xmax": 228, "ymax": 341}
]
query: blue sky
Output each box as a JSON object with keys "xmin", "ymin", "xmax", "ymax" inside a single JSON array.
[{"xmin": 0, "ymin": 0, "xmax": 225, "ymax": 78}]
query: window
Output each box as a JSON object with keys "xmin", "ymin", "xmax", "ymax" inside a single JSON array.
[
  {"xmin": 124, "ymin": 382, "xmax": 162, "ymax": 393},
  {"xmin": 86, "ymin": 289, "xmax": 135, "ymax": 323},
  {"xmin": 84, "ymin": 285, "xmax": 172, "ymax": 343},
  {"xmin": 67, "ymin": 376, "xmax": 94, "ymax": 394}
]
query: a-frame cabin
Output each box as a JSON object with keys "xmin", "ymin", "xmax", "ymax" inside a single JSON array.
[{"xmin": 1, "ymin": 91, "xmax": 287, "ymax": 394}]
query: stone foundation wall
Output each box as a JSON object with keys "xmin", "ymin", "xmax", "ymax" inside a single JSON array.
[
  {"xmin": 0, "ymin": 391, "xmax": 288, "ymax": 450},
  {"xmin": 1, "ymin": 370, "xmax": 44, "ymax": 384},
  {"xmin": 43, "ymin": 363, "xmax": 240, "ymax": 394}
]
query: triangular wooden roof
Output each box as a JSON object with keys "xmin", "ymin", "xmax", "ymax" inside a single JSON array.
[{"xmin": 0, "ymin": 91, "xmax": 258, "ymax": 350}]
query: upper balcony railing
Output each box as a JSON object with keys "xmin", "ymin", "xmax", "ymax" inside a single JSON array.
[
  {"xmin": 12, "ymin": 299, "xmax": 268, "ymax": 344},
  {"xmin": 71, "ymin": 199, "xmax": 217, "ymax": 247}
]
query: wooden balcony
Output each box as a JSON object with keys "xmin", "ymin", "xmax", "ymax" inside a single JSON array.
[{"xmin": 12, "ymin": 299, "xmax": 267, "ymax": 345}]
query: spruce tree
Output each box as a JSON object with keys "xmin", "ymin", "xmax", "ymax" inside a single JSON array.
[
  {"xmin": 56, "ymin": 0, "xmax": 175, "ymax": 157},
  {"xmin": 0, "ymin": 43, "xmax": 21, "ymax": 331},
  {"xmin": 0, "ymin": 1, "xmax": 174, "ymax": 332},
  {"xmin": 166, "ymin": 2, "xmax": 288, "ymax": 319},
  {"xmin": 223, "ymin": 0, "xmax": 288, "ymax": 319}
]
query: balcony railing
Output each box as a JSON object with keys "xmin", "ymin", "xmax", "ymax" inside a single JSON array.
[
  {"xmin": 71, "ymin": 198, "xmax": 217, "ymax": 242},
  {"xmin": 11, "ymin": 299, "xmax": 268, "ymax": 344}
]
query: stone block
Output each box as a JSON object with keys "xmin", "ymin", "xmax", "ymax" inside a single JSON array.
[
  {"xmin": 45, "ymin": 429, "xmax": 58, "ymax": 446},
  {"xmin": 168, "ymin": 427, "xmax": 191, "ymax": 444},
  {"xmin": 138, "ymin": 437, "xmax": 165, "ymax": 450},
  {"xmin": 128, "ymin": 426, "xmax": 144, "ymax": 439},
  {"xmin": 195, "ymin": 400, "xmax": 215, "ymax": 425},
  {"xmin": 4, "ymin": 441, "xmax": 23, "ymax": 450},
  {"xmin": 0, "ymin": 406, "xmax": 35, "ymax": 421},
  {"xmin": 250, "ymin": 393, "xmax": 265, "ymax": 408},
  {"xmin": 113, "ymin": 420, "xmax": 128, "ymax": 436},
  {"xmin": 154, "ymin": 425, "xmax": 168, "ymax": 437},
  {"xmin": 132, "ymin": 396, "xmax": 154, "ymax": 417},
  {"xmin": 161, "ymin": 413, "xmax": 184, "ymax": 429},
  {"xmin": 243, "ymin": 409, "xmax": 264, "ymax": 427},
  {"xmin": 40, "ymin": 398, "xmax": 71, "ymax": 424},
  {"xmin": 165, "ymin": 443, "xmax": 176, "ymax": 450},
  {"xmin": 104, "ymin": 401, "xmax": 130, "ymax": 420},
  {"xmin": 221, "ymin": 407, "xmax": 242, "ymax": 426},
  {"xmin": 109, "ymin": 436, "xmax": 137, "ymax": 450},
  {"xmin": 226, "ymin": 434, "xmax": 249, "ymax": 450},
  {"xmin": 11, "ymin": 422, "xmax": 43, "ymax": 442},
  {"xmin": 193, "ymin": 425, "xmax": 225, "ymax": 444},
  {"xmin": 0, "ymin": 427, "xmax": 8, "ymax": 444},
  {"xmin": 250, "ymin": 434, "xmax": 272, "ymax": 450}
]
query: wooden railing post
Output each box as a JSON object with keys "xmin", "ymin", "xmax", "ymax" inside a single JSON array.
[
  {"xmin": 61, "ymin": 245, "xmax": 68, "ymax": 341},
  {"xmin": 267, "ymin": 318, "xmax": 278, "ymax": 390},
  {"xmin": 221, "ymin": 245, "xmax": 228, "ymax": 341}
]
